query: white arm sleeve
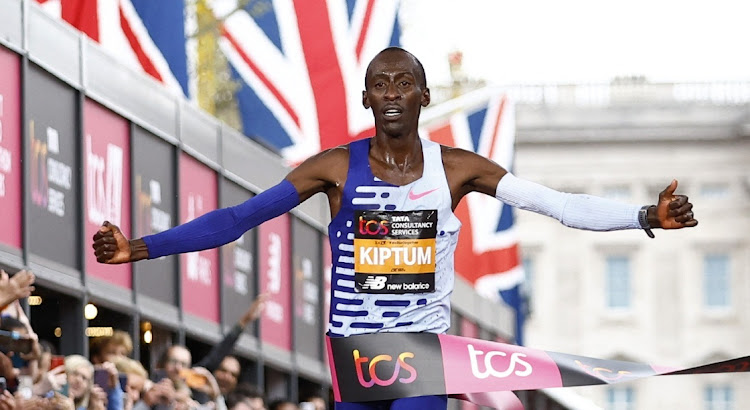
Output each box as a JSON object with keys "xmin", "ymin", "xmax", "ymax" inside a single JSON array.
[{"xmin": 495, "ymin": 173, "xmax": 642, "ymax": 231}]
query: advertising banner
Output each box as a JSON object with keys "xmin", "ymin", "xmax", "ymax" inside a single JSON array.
[
  {"xmin": 292, "ymin": 218, "xmax": 321, "ymax": 359},
  {"xmin": 26, "ymin": 65, "xmax": 80, "ymax": 271},
  {"xmin": 327, "ymin": 333, "xmax": 750, "ymax": 408},
  {"xmin": 179, "ymin": 153, "xmax": 219, "ymax": 322},
  {"xmin": 132, "ymin": 126, "xmax": 177, "ymax": 304},
  {"xmin": 0, "ymin": 47, "xmax": 21, "ymax": 250},
  {"xmin": 258, "ymin": 213, "xmax": 291, "ymax": 351},
  {"xmin": 83, "ymin": 99, "xmax": 131, "ymax": 288},
  {"xmin": 220, "ymin": 179, "xmax": 256, "ymax": 331}
]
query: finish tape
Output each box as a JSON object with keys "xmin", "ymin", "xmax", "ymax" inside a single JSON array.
[{"xmin": 327, "ymin": 333, "xmax": 749, "ymax": 408}]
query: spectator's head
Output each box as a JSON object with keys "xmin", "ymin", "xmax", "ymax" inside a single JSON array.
[
  {"xmin": 159, "ymin": 345, "xmax": 191, "ymax": 383},
  {"xmin": 268, "ymin": 399, "xmax": 299, "ymax": 410},
  {"xmin": 90, "ymin": 330, "xmax": 133, "ymax": 364},
  {"xmin": 113, "ymin": 355, "xmax": 149, "ymax": 404},
  {"xmin": 300, "ymin": 394, "xmax": 326, "ymax": 410},
  {"xmin": 107, "ymin": 330, "xmax": 133, "ymax": 357},
  {"xmin": 231, "ymin": 383, "xmax": 266, "ymax": 410},
  {"xmin": 64, "ymin": 354, "xmax": 94, "ymax": 408},
  {"xmin": 88, "ymin": 335, "xmax": 108, "ymax": 365},
  {"xmin": 214, "ymin": 355, "xmax": 241, "ymax": 394}
]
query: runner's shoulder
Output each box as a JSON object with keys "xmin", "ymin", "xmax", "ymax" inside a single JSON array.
[
  {"xmin": 439, "ymin": 145, "xmax": 485, "ymax": 168},
  {"xmin": 294, "ymin": 144, "xmax": 350, "ymax": 179}
]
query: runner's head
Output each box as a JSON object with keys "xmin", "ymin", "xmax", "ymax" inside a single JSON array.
[{"xmin": 363, "ymin": 47, "xmax": 430, "ymax": 137}]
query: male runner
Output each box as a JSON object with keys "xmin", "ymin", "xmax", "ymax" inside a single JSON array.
[{"xmin": 92, "ymin": 47, "xmax": 698, "ymax": 409}]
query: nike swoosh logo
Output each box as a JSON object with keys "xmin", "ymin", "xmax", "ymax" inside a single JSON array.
[{"xmin": 408, "ymin": 187, "xmax": 440, "ymax": 200}]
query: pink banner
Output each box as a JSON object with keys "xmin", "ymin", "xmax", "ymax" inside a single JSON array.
[
  {"xmin": 438, "ymin": 335, "xmax": 561, "ymax": 395},
  {"xmin": 0, "ymin": 48, "xmax": 22, "ymax": 249},
  {"xmin": 327, "ymin": 333, "xmax": 750, "ymax": 407},
  {"xmin": 83, "ymin": 99, "xmax": 131, "ymax": 287},
  {"xmin": 259, "ymin": 214, "xmax": 291, "ymax": 351},
  {"xmin": 179, "ymin": 153, "xmax": 219, "ymax": 322}
]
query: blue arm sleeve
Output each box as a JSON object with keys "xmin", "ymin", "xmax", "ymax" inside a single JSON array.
[{"xmin": 142, "ymin": 179, "xmax": 300, "ymax": 259}]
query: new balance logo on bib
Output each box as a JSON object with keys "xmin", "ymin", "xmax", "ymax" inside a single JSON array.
[{"xmin": 354, "ymin": 210, "xmax": 437, "ymax": 294}]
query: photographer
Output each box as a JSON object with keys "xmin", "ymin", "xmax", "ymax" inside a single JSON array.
[{"xmin": 65, "ymin": 355, "xmax": 123, "ymax": 410}]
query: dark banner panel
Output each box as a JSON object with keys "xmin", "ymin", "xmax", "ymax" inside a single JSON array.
[
  {"xmin": 219, "ymin": 179, "xmax": 256, "ymax": 331},
  {"xmin": 0, "ymin": 47, "xmax": 22, "ymax": 250},
  {"xmin": 132, "ymin": 126, "xmax": 177, "ymax": 305},
  {"xmin": 83, "ymin": 99, "xmax": 131, "ymax": 288},
  {"xmin": 179, "ymin": 153, "xmax": 219, "ymax": 323},
  {"xmin": 259, "ymin": 214, "xmax": 291, "ymax": 351},
  {"xmin": 26, "ymin": 64, "xmax": 80, "ymax": 271},
  {"xmin": 292, "ymin": 218, "xmax": 321, "ymax": 360}
]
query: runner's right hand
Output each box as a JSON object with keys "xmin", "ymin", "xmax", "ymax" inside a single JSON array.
[{"xmin": 92, "ymin": 221, "xmax": 131, "ymax": 264}]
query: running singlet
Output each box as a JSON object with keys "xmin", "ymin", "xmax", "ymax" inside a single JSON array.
[{"xmin": 327, "ymin": 138, "xmax": 461, "ymax": 337}]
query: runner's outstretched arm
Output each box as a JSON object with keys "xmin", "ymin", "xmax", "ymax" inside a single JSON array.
[
  {"xmin": 92, "ymin": 179, "xmax": 300, "ymax": 264},
  {"xmin": 92, "ymin": 147, "xmax": 346, "ymax": 264},
  {"xmin": 445, "ymin": 147, "xmax": 697, "ymax": 233}
]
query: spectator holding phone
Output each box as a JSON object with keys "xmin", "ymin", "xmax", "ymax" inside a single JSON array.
[
  {"xmin": 64, "ymin": 355, "xmax": 123, "ymax": 410},
  {"xmin": 0, "ymin": 316, "xmax": 39, "ymax": 389},
  {"xmin": 112, "ymin": 356, "xmax": 148, "ymax": 410}
]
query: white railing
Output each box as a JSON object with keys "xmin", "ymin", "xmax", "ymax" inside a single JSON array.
[{"xmin": 431, "ymin": 81, "xmax": 750, "ymax": 107}]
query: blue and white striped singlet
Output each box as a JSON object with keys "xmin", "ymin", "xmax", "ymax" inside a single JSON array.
[{"xmin": 327, "ymin": 137, "xmax": 461, "ymax": 337}]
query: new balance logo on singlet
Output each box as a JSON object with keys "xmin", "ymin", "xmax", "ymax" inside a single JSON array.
[{"xmin": 361, "ymin": 276, "xmax": 387, "ymax": 290}]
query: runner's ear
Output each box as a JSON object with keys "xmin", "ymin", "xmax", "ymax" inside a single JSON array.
[
  {"xmin": 421, "ymin": 88, "xmax": 430, "ymax": 107},
  {"xmin": 363, "ymin": 90, "xmax": 371, "ymax": 109}
]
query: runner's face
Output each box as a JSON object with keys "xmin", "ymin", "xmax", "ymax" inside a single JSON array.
[{"xmin": 363, "ymin": 51, "xmax": 429, "ymax": 137}]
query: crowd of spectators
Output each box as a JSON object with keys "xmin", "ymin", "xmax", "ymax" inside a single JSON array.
[{"xmin": 0, "ymin": 270, "xmax": 329, "ymax": 410}]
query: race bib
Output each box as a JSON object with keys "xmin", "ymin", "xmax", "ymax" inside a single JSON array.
[{"xmin": 353, "ymin": 210, "xmax": 437, "ymax": 294}]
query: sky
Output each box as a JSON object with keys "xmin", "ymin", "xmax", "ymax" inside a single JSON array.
[{"xmin": 398, "ymin": 0, "xmax": 750, "ymax": 86}]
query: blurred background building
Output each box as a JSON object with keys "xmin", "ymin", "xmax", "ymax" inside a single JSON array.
[{"xmin": 512, "ymin": 81, "xmax": 750, "ymax": 410}]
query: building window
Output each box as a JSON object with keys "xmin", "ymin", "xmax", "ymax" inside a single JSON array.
[
  {"xmin": 704, "ymin": 385, "xmax": 733, "ymax": 410},
  {"xmin": 700, "ymin": 183, "xmax": 729, "ymax": 199},
  {"xmin": 704, "ymin": 254, "xmax": 730, "ymax": 308},
  {"xmin": 521, "ymin": 256, "xmax": 533, "ymax": 315},
  {"xmin": 607, "ymin": 386, "xmax": 634, "ymax": 410},
  {"xmin": 606, "ymin": 256, "xmax": 630, "ymax": 309}
]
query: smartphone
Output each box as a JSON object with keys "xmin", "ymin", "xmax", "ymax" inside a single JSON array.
[
  {"xmin": 50, "ymin": 355, "xmax": 65, "ymax": 370},
  {"xmin": 0, "ymin": 330, "xmax": 33, "ymax": 354},
  {"xmin": 150, "ymin": 369, "xmax": 168, "ymax": 383},
  {"xmin": 59, "ymin": 383, "xmax": 69, "ymax": 397},
  {"xmin": 118, "ymin": 373, "xmax": 128, "ymax": 392},
  {"xmin": 93, "ymin": 368, "xmax": 110, "ymax": 389},
  {"xmin": 0, "ymin": 377, "xmax": 6, "ymax": 394}
]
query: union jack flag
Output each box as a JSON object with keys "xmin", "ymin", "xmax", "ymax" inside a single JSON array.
[
  {"xmin": 421, "ymin": 90, "xmax": 527, "ymax": 344},
  {"xmin": 35, "ymin": 0, "xmax": 190, "ymax": 97},
  {"xmin": 215, "ymin": 0, "xmax": 401, "ymax": 163}
]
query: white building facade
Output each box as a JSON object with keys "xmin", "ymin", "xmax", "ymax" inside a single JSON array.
[{"xmin": 513, "ymin": 82, "xmax": 750, "ymax": 410}]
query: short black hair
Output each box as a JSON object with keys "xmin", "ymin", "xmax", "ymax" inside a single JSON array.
[
  {"xmin": 268, "ymin": 399, "xmax": 296, "ymax": 410},
  {"xmin": 365, "ymin": 47, "xmax": 427, "ymax": 89},
  {"xmin": 232, "ymin": 382, "xmax": 265, "ymax": 400}
]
